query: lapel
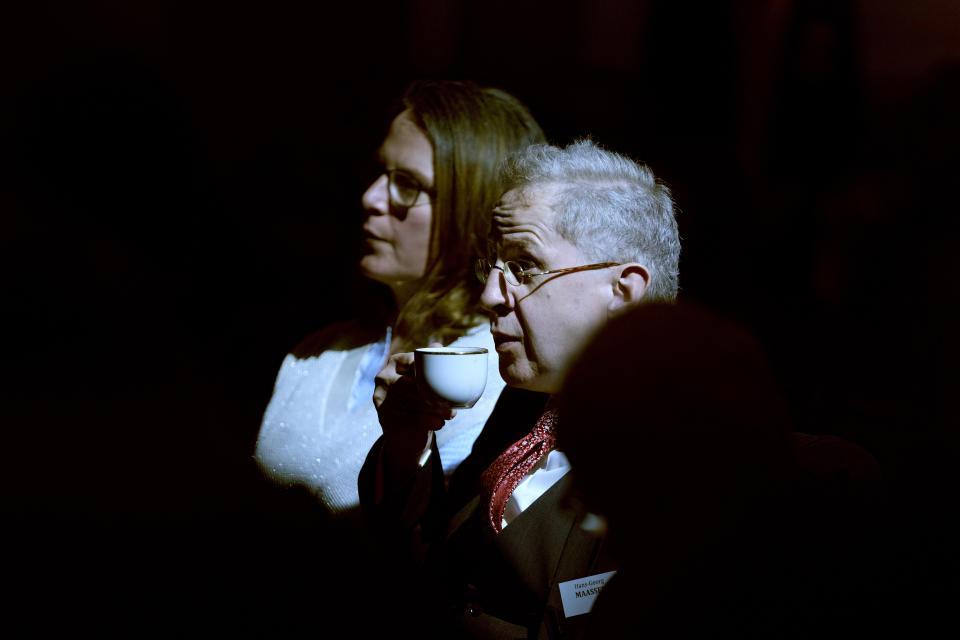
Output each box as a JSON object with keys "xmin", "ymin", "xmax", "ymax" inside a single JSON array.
[
  {"xmin": 494, "ymin": 474, "xmax": 608, "ymax": 599},
  {"xmin": 446, "ymin": 386, "xmax": 550, "ymax": 514},
  {"xmin": 435, "ymin": 387, "xmax": 614, "ymax": 635}
]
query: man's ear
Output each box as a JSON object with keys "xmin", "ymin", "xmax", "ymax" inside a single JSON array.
[{"xmin": 609, "ymin": 263, "xmax": 650, "ymax": 314}]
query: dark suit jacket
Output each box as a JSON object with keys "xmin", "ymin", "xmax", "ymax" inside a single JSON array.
[{"xmin": 360, "ymin": 387, "xmax": 614, "ymax": 639}]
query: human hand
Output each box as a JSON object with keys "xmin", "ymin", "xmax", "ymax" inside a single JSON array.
[{"xmin": 374, "ymin": 343, "xmax": 457, "ymax": 476}]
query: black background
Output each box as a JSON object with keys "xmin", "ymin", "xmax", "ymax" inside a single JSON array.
[{"xmin": 3, "ymin": 0, "xmax": 958, "ymax": 634}]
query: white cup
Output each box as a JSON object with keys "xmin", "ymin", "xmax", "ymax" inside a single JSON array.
[{"xmin": 414, "ymin": 347, "xmax": 488, "ymax": 408}]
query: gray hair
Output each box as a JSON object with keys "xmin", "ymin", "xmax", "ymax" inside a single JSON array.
[{"xmin": 499, "ymin": 139, "xmax": 680, "ymax": 302}]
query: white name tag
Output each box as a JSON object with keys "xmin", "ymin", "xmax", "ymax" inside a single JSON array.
[{"xmin": 558, "ymin": 570, "xmax": 617, "ymax": 618}]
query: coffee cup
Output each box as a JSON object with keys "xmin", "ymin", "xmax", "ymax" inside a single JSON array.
[{"xmin": 414, "ymin": 347, "xmax": 488, "ymax": 408}]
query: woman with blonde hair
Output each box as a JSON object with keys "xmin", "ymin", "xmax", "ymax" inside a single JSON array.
[{"xmin": 255, "ymin": 80, "xmax": 545, "ymax": 523}]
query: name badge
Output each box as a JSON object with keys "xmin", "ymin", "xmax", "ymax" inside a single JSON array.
[{"xmin": 558, "ymin": 570, "xmax": 617, "ymax": 618}]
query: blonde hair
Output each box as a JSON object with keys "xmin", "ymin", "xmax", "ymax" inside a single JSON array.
[{"xmin": 391, "ymin": 81, "xmax": 545, "ymax": 350}]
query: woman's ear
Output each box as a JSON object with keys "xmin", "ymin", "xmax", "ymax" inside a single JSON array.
[{"xmin": 608, "ymin": 263, "xmax": 650, "ymax": 315}]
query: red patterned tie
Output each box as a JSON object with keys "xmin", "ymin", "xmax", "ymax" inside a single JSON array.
[{"xmin": 480, "ymin": 408, "xmax": 559, "ymax": 534}]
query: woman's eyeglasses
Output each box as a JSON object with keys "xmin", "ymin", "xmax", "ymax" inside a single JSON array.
[{"xmin": 386, "ymin": 169, "xmax": 434, "ymax": 208}]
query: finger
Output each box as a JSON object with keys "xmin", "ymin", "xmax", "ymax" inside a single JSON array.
[
  {"xmin": 373, "ymin": 371, "xmax": 413, "ymax": 408},
  {"xmin": 375, "ymin": 376, "xmax": 452, "ymax": 420},
  {"xmin": 372, "ymin": 384, "xmax": 388, "ymax": 409},
  {"xmin": 386, "ymin": 351, "xmax": 415, "ymax": 376},
  {"xmin": 374, "ymin": 353, "xmax": 416, "ymax": 391},
  {"xmin": 377, "ymin": 352, "xmax": 414, "ymax": 378},
  {"xmin": 376, "ymin": 400, "xmax": 452, "ymax": 433},
  {"xmin": 395, "ymin": 358, "xmax": 415, "ymax": 376},
  {"xmin": 385, "ymin": 397, "xmax": 455, "ymax": 421},
  {"xmin": 379, "ymin": 407, "xmax": 447, "ymax": 431},
  {"xmin": 375, "ymin": 361, "xmax": 399, "ymax": 387},
  {"xmin": 411, "ymin": 400, "xmax": 456, "ymax": 421},
  {"xmin": 374, "ymin": 370, "xmax": 397, "ymax": 389},
  {"xmin": 373, "ymin": 378, "xmax": 423, "ymax": 410}
]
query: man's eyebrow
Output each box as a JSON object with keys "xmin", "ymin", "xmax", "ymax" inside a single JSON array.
[{"xmin": 498, "ymin": 237, "xmax": 536, "ymax": 256}]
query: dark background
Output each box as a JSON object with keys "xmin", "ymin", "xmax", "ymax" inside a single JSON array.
[{"xmin": 3, "ymin": 0, "xmax": 958, "ymax": 634}]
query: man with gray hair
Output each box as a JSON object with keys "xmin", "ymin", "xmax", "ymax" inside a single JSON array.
[
  {"xmin": 361, "ymin": 140, "xmax": 680, "ymax": 638},
  {"xmin": 477, "ymin": 140, "xmax": 680, "ymax": 393}
]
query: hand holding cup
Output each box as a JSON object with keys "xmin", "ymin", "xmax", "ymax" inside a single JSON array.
[{"xmin": 414, "ymin": 347, "xmax": 488, "ymax": 409}]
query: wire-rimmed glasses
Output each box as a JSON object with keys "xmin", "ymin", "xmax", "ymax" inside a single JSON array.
[{"xmin": 474, "ymin": 258, "xmax": 621, "ymax": 286}]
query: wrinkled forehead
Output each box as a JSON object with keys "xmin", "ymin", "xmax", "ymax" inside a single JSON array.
[
  {"xmin": 494, "ymin": 182, "xmax": 557, "ymax": 210},
  {"xmin": 489, "ymin": 184, "xmax": 560, "ymax": 247}
]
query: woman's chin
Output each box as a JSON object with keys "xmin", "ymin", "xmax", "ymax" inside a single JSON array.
[
  {"xmin": 359, "ymin": 257, "xmax": 423, "ymax": 297},
  {"xmin": 358, "ymin": 255, "xmax": 389, "ymax": 282}
]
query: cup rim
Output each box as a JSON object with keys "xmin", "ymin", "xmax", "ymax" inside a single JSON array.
[{"xmin": 415, "ymin": 347, "xmax": 488, "ymax": 355}]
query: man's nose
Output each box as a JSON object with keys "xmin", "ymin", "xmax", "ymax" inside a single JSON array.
[
  {"xmin": 480, "ymin": 266, "xmax": 513, "ymax": 315},
  {"xmin": 361, "ymin": 173, "xmax": 389, "ymax": 214}
]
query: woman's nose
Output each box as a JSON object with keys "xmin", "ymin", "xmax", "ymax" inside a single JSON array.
[{"xmin": 361, "ymin": 173, "xmax": 389, "ymax": 214}]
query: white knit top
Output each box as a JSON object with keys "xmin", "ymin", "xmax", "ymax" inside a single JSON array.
[{"xmin": 254, "ymin": 320, "xmax": 505, "ymax": 515}]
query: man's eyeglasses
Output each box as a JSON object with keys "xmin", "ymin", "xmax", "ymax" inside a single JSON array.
[
  {"xmin": 386, "ymin": 169, "xmax": 434, "ymax": 208},
  {"xmin": 474, "ymin": 258, "xmax": 621, "ymax": 286}
]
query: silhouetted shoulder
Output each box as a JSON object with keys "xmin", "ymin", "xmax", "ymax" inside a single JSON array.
[{"xmin": 289, "ymin": 320, "xmax": 385, "ymax": 359}]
